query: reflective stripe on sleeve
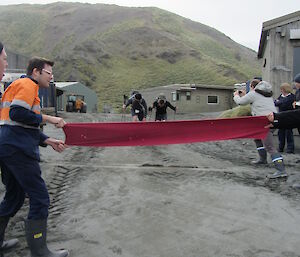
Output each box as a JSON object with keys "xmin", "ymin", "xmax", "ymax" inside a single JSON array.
[
  {"xmin": 0, "ymin": 101, "xmax": 11, "ymax": 108},
  {"xmin": 11, "ymin": 99, "xmax": 31, "ymax": 110},
  {"xmin": 0, "ymin": 120, "xmax": 39, "ymax": 129},
  {"xmin": 32, "ymin": 105, "xmax": 41, "ymax": 113}
]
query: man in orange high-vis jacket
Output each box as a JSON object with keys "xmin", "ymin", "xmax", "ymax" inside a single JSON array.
[{"xmin": 0, "ymin": 57, "xmax": 69, "ymax": 257}]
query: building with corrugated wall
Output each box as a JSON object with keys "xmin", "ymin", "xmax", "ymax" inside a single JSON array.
[
  {"xmin": 258, "ymin": 11, "xmax": 300, "ymax": 98},
  {"xmin": 141, "ymin": 84, "xmax": 234, "ymax": 114}
]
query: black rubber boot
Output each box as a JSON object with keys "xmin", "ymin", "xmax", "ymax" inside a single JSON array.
[
  {"xmin": 0, "ymin": 216, "xmax": 19, "ymax": 251},
  {"xmin": 268, "ymin": 153, "xmax": 287, "ymax": 179},
  {"xmin": 252, "ymin": 140, "xmax": 267, "ymax": 164},
  {"xmin": 25, "ymin": 219, "xmax": 69, "ymax": 257}
]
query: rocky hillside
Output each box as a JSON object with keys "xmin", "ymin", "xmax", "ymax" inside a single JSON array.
[{"xmin": 0, "ymin": 2, "xmax": 260, "ymax": 111}]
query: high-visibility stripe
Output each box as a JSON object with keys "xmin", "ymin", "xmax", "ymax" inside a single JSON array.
[
  {"xmin": 272, "ymin": 157, "xmax": 283, "ymax": 162},
  {"xmin": 32, "ymin": 105, "xmax": 41, "ymax": 112},
  {"xmin": 257, "ymin": 147, "xmax": 265, "ymax": 151},
  {"xmin": 11, "ymin": 99, "xmax": 31, "ymax": 110},
  {"xmin": 0, "ymin": 120, "xmax": 39, "ymax": 129},
  {"xmin": 0, "ymin": 101, "xmax": 11, "ymax": 108}
]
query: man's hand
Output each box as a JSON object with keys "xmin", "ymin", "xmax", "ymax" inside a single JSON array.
[
  {"xmin": 42, "ymin": 115, "xmax": 66, "ymax": 128},
  {"xmin": 266, "ymin": 112, "xmax": 274, "ymax": 122},
  {"xmin": 265, "ymin": 113, "xmax": 274, "ymax": 128},
  {"xmin": 264, "ymin": 123, "xmax": 274, "ymax": 128},
  {"xmin": 233, "ymin": 90, "xmax": 240, "ymax": 96},
  {"xmin": 234, "ymin": 89, "xmax": 246, "ymax": 97},
  {"xmin": 44, "ymin": 138, "xmax": 67, "ymax": 153}
]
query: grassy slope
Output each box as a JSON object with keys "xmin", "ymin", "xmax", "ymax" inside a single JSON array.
[{"xmin": 0, "ymin": 3, "xmax": 260, "ymax": 112}]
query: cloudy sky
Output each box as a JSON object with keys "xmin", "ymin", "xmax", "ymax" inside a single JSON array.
[{"xmin": 0, "ymin": 0, "xmax": 299, "ymax": 51}]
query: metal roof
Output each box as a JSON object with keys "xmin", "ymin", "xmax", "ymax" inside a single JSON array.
[
  {"xmin": 177, "ymin": 84, "xmax": 234, "ymax": 91},
  {"xmin": 142, "ymin": 83, "xmax": 234, "ymax": 92},
  {"xmin": 54, "ymin": 82, "xmax": 79, "ymax": 88},
  {"xmin": 258, "ymin": 11, "xmax": 300, "ymax": 58}
]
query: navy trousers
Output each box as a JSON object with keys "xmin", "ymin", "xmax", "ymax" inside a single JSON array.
[
  {"xmin": 0, "ymin": 151, "xmax": 49, "ymax": 220},
  {"xmin": 278, "ymin": 128, "xmax": 294, "ymax": 152}
]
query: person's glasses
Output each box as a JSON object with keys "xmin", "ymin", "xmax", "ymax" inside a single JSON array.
[{"xmin": 42, "ymin": 69, "xmax": 53, "ymax": 76}]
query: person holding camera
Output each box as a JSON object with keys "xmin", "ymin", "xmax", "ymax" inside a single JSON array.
[
  {"xmin": 149, "ymin": 93, "xmax": 176, "ymax": 121},
  {"xmin": 234, "ymin": 79, "xmax": 287, "ymax": 179}
]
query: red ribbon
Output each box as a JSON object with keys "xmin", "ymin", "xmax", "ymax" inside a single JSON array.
[{"xmin": 63, "ymin": 116, "xmax": 269, "ymax": 147}]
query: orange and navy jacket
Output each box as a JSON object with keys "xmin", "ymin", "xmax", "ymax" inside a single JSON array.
[{"xmin": 0, "ymin": 77, "xmax": 48, "ymax": 160}]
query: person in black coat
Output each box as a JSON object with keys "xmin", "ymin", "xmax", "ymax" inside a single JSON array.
[
  {"xmin": 123, "ymin": 92, "xmax": 147, "ymax": 121},
  {"xmin": 274, "ymin": 83, "xmax": 295, "ymax": 153},
  {"xmin": 150, "ymin": 93, "xmax": 176, "ymax": 121}
]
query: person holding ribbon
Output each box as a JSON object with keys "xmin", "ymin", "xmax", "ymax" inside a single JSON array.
[{"xmin": 0, "ymin": 56, "xmax": 69, "ymax": 256}]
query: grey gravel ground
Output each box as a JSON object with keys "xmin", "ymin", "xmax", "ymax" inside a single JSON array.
[{"xmin": 1, "ymin": 112, "xmax": 300, "ymax": 257}]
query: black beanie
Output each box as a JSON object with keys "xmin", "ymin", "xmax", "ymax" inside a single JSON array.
[
  {"xmin": 0, "ymin": 42, "xmax": 3, "ymax": 54},
  {"xmin": 294, "ymin": 73, "xmax": 300, "ymax": 83}
]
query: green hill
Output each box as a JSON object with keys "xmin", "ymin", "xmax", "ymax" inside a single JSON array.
[{"xmin": 0, "ymin": 2, "xmax": 261, "ymax": 112}]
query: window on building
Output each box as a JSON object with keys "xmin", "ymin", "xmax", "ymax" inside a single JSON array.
[
  {"xmin": 207, "ymin": 95, "xmax": 219, "ymax": 104},
  {"xmin": 196, "ymin": 95, "xmax": 200, "ymax": 103},
  {"xmin": 186, "ymin": 91, "xmax": 191, "ymax": 101},
  {"xmin": 171, "ymin": 92, "xmax": 177, "ymax": 102},
  {"xmin": 293, "ymin": 47, "xmax": 300, "ymax": 77}
]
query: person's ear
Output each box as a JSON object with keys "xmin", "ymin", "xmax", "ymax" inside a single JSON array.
[{"xmin": 32, "ymin": 67, "xmax": 41, "ymax": 76}]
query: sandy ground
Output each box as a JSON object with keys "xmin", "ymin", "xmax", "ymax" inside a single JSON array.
[{"xmin": 1, "ymin": 112, "xmax": 300, "ymax": 257}]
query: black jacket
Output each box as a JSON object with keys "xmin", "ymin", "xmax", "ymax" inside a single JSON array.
[
  {"xmin": 272, "ymin": 109, "xmax": 300, "ymax": 129},
  {"xmin": 152, "ymin": 100, "xmax": 176, "ymax": 115}
]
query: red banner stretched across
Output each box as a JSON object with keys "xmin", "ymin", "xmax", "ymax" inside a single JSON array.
[{"xmin": 63, "ymin": 116, "xmax": 269, "ymax": 147}]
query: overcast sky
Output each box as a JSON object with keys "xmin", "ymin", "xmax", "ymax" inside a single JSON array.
[{"xmin": 0, "ymin": 0, "xmax": 299, "ymax": 51}]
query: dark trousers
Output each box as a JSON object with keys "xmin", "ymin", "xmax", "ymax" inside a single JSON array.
[
  {"xmin": 278, "ymin": 129, "xmax": 294, "ymax": 152},
  {"xmin": 0, "ymin": 152, "xmax": 49, "ymax": 220},
  {"xmin": 155, "ymin": 113, "xmax": 167, "ymax": 121}
]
